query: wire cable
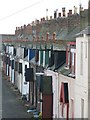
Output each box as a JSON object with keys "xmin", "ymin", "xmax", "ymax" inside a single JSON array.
[{"xmin": 0, "ymin": 0, "xmax": 43, "ymax": 21}]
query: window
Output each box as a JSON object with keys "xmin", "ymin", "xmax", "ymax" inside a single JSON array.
[
  {"xmin": 66, "ymin": 45, "xmax": 70, "ymax": 68},
  {"xmin": 66, "ymin": 45, "xmax": 76, "ymax": 75},
  {"xmin": 19, "ymin": 63, "xmax": 22, "ymax": 74},
  {"xmin": 80, "ymin": 42, "xmax": 83, "ymax": 75},
  {"xmin": 81, "ymin": 98, "xmax": 84, "ymax": 118},
  {"xmin": 71, "ymin": 99, "xmax": 74, "ymax": 118},
  {"xmin": 15, "ymin": 61, "xmax": 18, "ymax": 71},
  {"xmin": 60, "ymin": 82, "xmax": 69, "ymax": 118},
  {"xmin": 85, "ymin": 42, "xmax": 87, "ymax": 58},
  {"xmin": 71, "ymin": 51, "xmax": 76, "ymax": 75}
]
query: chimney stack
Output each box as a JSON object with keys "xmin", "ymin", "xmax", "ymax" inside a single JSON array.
[{"xmin": 62, "ymin": 7, "xmax": 66, "ymax": 17}]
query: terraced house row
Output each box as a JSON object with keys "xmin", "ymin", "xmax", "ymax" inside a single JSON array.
[
  {"xmin": 1, "ymin": 1, "xmax": 90, "ymax": 119},
  {"xmin": 1, "ymin": 26, "xmax": 90, "ymax": 119}
]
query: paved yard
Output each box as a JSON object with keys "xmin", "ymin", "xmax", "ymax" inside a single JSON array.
[{"xmin": 2, "ymin": 72, "xmax": 33, "ymax": 119}]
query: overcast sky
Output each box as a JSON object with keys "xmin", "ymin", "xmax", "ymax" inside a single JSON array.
[{"xmin": 0, "ymin": 0, "xmax": 88, "ymax": 34}]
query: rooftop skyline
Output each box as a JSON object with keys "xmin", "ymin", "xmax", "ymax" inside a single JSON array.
[{"xmin": 0, "ymin": 0, "xmax": 88, "ymax": 34}]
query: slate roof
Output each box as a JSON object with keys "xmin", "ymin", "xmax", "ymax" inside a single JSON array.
[{"xmin": 76, "ymin": 26, "xmax": 90, "ymax": 37}]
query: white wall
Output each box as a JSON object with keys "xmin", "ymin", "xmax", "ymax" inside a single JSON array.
[
  {"xmin": 75, "ymin": 35, "xmax": 90, "ymax": 118},
  {"xmin": 58, "ymin": 74, "xmax": 75, "ymax": 118}
]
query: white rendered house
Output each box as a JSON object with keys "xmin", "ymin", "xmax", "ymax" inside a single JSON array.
[{"xmin": 75, "ymin": 26, "xmax": 90, "ymax": 119}]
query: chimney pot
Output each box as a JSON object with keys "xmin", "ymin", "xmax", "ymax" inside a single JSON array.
[
  {"xmin": 24, "ymin": 24, "xmax": 26, "ymax": 28},
  {"xmin": 46, "ymin": 32, "xmax": 49, "ymax": 41},
  {"xmin": 68, "ymin": 10, "xmax": 72, "ymax": 16},
  {"xmin": 53, "ymin": 32, "xmax": 56, "ymax": 41},
  {"xmin": 43, "ymin": 17, "xmax": 45, "ymax": 21},
  {"xmin": 74, "ymin": 6, "xmax": 77, "ymax": 14},
  {"xmin": 41, "ymin": 35, "xmax": 44, "ymax": 41},
  {"xmin": 37, "ymin": 20, "xmax": 39, "ymax": 24},
  {"xmin": 62, "ymin": 7, "xmax": 66, "ymax": 17},
  {"xmin": 41, "ymin": 18, "xmax": 43, "ymax": 22},
  {"xmin": 54, "ymin": 11, "xmax": 57, "ymax": 19},
  {"xmin": 58, "ymin": 12, "xmax": 61, "ymax": 17},
  {"xmin": 50, "ymin": 16, "xmax": 52, "ymax": 20},
  {"xmin": 46, "ymin": 16, "xmax": 48, "ymax": 20},
  {"xmin": 16, "ymin": 27, "xmax": 18, "ymax": 30},
  {"xmin": 37, "ymin": 36, "xmax": 40, "ymax": 41}
]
